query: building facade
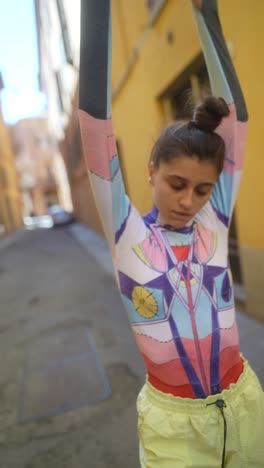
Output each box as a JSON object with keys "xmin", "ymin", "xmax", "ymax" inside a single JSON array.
[
  {"xmin": 0, "ymin": 74, "xmax": 23, "ymax": 234},
  {"xmin": 10, "ymin": 117, "xmax": 65, "ymax": 216},
  {"xmin": 35, "ymin": 0, "xmax": 103, "ymax": 233}
]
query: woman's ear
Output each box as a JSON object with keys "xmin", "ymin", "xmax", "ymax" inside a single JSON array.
[{"xmin": 148, "ymin": 161, "xmax": 155, "ymax": 183}]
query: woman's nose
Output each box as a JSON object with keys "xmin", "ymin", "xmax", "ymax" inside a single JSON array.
[{"xmin": 179, "ymin": 190, "xmax": 193, "ymax": 211}]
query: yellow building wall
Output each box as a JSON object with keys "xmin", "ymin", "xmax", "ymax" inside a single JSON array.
[
  {"xmin": 112, "ymin": 0, "xmax": 148, "ymax": 81},
  {"xmin": 112, "ymin": 0, "xmax": 201, "ymax": 214},
  {"xmin": 217, "ymin": 1, "xmax": 264, "ymax": 320},
  {"xmin": 112, "ymin": 0, "xmax": 264, "ymax": 249},
  {"xmin": 111, "ymin": 0, "xmax": 264, "ymax": 319},
  {"xmin": 218, "ymin": 1, "xmax": 264, "ymax": 249},
  {"xmin": 0, "ymin": 113, "xmax": 23, "ymax": 233}
]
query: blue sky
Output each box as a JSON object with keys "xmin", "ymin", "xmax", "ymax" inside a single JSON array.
[{"xmin": 0, "ymin": 0, "xmax": 46, "ymax": 123}]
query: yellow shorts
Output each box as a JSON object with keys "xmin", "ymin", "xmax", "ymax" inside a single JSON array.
[{"xmin": 137, "ymin": 360, "xmax": 264, "ymax": 467}]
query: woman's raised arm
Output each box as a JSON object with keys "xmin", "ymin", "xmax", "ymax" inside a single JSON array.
[
  {"xmin": 78, "ymin": 0, "xmax": 133, "ymax": 258},
  {"xmin": 192, "ymin": 0, "xmax": 248, "ymax": 227}
]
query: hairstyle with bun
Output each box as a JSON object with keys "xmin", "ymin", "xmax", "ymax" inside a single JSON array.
[{"xmin": 150, "ymin": 96, "xmax": 230, "ymax": 175}]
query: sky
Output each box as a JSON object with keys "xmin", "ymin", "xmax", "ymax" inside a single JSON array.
[{"xmin": 0, "ymin": 0, "xmax": 46, "ymax": 124}]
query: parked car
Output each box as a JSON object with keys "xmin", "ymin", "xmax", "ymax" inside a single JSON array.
[
  {"xmin": 47, "ymin": 205, "xmax": 75, "ymax": 227},
  {"xmin": 24, "ymin": 215, "xmax": 53, "ymax": 230}
]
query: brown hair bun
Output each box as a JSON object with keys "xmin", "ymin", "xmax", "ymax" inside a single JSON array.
[{"xmin": 192, "ymin": 96, "xmax": 230, "ymax": 132}]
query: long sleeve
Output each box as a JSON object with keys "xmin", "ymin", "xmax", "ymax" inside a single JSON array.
[
  {"xmin": 192, "ymin": 0, "xmax": 248, "ymax": 227},
  {"xmin": 78, "ymin": 0, "xmax": 137, "ymax": 260}
]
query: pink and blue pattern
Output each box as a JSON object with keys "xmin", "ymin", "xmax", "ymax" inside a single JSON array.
[{"xmin": 79, "ymin": 0, "xmax": 248, "ymax": 398}]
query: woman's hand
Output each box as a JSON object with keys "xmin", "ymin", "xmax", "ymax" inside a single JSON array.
[{"xmin": 191, "ymin": 0, "xmax": 202, "ymax": 11}]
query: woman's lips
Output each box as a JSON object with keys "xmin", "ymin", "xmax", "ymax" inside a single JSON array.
[{"xmin": 172, "ymin": 210, "xmax": 191, "ymax": 218}]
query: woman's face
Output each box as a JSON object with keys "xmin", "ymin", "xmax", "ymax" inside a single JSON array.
[{"xmin": 149, "ymin": 155, "xmax": 218, "ymax": 228}]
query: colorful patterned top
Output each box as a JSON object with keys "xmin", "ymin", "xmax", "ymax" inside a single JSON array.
[{"xmin": 79, "ymin": 0, "xmax": 248, "ymax": 399}]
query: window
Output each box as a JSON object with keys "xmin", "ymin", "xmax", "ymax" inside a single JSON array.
[
  {"xmin": 169, "ymin": 65, "xmax": 211, "ymax": 120},
  {"xmin": 42, "ymin": 2, "xmax": 51, "ymax": 35},
  {"xmin": 55, "ymin": 71, "xmax": 64, "ymax": 112},
  {"xmin": 56, "ymin": 0, "xmax": 73, "ymax": 65}
]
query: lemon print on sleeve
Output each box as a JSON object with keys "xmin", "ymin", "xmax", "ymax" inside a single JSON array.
[{"xmin": 132, "ymin": 286, "xmax": 158, "ymax": 318}]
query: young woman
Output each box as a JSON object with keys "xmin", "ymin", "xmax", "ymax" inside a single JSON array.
[{"xmin": 79, "ymin": 0, "xmax": 264, "ymax": 466}]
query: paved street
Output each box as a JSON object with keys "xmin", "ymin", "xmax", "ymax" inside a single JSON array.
[
  {"xmin": 0, "ymin": 226, "xmax": 145, "ymax": 468},
  {"xmin": 0, "ymin": 224, "xmax": 263, "ymax": 468}
]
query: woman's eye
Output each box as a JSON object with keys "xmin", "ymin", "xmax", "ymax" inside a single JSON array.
[
  {"xmin": 171, "ymin": 185, "xmax": 183, "ymax": 191},
  {"xmin": 196, "ymin": 189, "xmax": 210, "ymax": 197}
]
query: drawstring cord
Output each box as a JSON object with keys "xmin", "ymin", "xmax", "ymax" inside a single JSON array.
[{"xmin": 207, "ymin": 399, "xmax": 227, "ymax": 468}]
